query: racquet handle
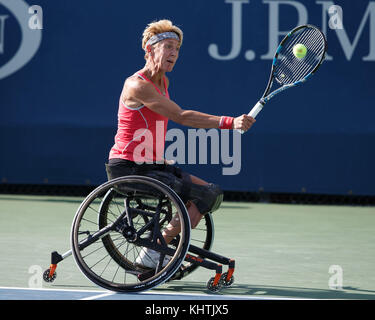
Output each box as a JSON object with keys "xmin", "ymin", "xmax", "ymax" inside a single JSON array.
[
  {"xmin": 238, "ymin": 101, "xmax": 264, "ymax": 134},
  {"xmin": 248, "ymin": 101, "xmax": 264, "ymax": 118}
]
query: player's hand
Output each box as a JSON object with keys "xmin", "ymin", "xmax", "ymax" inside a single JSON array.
[{"xmin": 233, "ymin": 114, "xmax": 256, "ymax": 132}]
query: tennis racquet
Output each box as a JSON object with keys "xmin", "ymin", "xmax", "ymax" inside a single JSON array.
[{"xmin": 241, "ymin": 24, "xmax": 327, "ymax": 133}]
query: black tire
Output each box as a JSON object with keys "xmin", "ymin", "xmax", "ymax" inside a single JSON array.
[
  {"xmin": 99, "ymin": 186, "xmax": 215, "ymax": 281},
  {"xmin": 207, "ymin": 277, "xmax": 222, "ymax": 292},
  {"xmin": 43, "ymin": 269, "xmax": 56, "ymax": 282},
  {"xmin": 70, "ymin": 175, "xmax": 191, "ymax": 293},
  {"xmin": 220, "ymin": 272, "xmax": 234, "ymax": 287}
]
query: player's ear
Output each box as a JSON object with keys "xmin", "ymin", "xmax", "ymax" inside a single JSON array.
[{"xmin": 144, "ymin": 45, "xmax": 152, "ymax": 60}]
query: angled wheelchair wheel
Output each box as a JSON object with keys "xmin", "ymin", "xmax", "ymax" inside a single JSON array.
[
  {"xmin": 99, "ymin": 181, "xmax": 214, "ymax": 282},
  {"xmin": 70, "ymin": 175, "xmax": 191, "ymax": 293}
]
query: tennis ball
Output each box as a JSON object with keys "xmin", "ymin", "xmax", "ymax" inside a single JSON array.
[{"xmin": 293, "ymin": 43, "xmax": 307, "ymax": 59}]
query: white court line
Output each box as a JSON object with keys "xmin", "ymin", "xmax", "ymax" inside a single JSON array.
[
  {"xmin": 80, "ymin": 292, "xmax": 116, "ymax": 300},
  {"xmin": 0, "ymin": 286, "xmax": 248, "ymax": 300},
  {"xmin": 0, "ymin": 286, "xmax": 106, "ymax": 293},
  {"xmin": 0, "ymin": 286, "xmax": 313, "ymax": 300},
  {"xmin": 0, "ymin": 286, "xmax": 113, "ymax": 300},
  {"xmin": 142, "ymin": 290, "xmax": 312, "ymax": 300}
]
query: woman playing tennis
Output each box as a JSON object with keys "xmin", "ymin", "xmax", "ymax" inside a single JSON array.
[{"xmin": 105, "ymin": 19, "xmax": 256, "ymax": 269}]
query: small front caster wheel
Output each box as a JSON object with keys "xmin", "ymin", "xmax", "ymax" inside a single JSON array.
[
  {"xmin": 43, "ymin": 268, "xmax": 56, "ymax": 283},
  {"xmin": 220, "ymin": 272, "xmax": 234, "ymax": 287},
  {"xmin": 206, "ymin": 277, "xmax": 222, "ymax": 293}
]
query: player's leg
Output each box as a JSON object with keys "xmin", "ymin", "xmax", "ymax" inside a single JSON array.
[
  {"xmin": 161, "ymin": 173, "xmax": 222, "ymax": 244},
  {"xmin": 162, "ymin": 199, "xmax": 202, "ymax": 244},
  {"xmin": 137, "ymin": 174, "xmax": 210, "ymax": 268}
]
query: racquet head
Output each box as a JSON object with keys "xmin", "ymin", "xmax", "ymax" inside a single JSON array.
[{"xmin": 272, "ymin": 24, "xmax": 327, "ymax": 86}]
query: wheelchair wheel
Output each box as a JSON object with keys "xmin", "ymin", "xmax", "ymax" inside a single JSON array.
[
  {"xmin": 99, "ymin": 182, "xmax": 214, "ymax": 282},
  {"xmin": 70, "ymin": 175, "xmax": 191, "ymax": 293}
]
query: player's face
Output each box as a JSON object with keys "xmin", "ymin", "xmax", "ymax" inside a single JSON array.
[{"xmin": 152, "ymin": 39, "xmax": 180, "ymax": 72}]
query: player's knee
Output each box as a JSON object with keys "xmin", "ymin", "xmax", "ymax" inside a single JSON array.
[
  {"xmin": 141, "ymin": 169, "xmax": 223, "ymax": 215},
  {"xmin": 190, "ymin": 183, "xmax": 224, "ymax": 215}
]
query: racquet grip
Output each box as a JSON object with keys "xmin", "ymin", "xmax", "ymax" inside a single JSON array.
[
  {"xmin": 248, "ymin": 101, "xmax": 264, "ymax": 118},
  {"xmin": 238, "ymin": 101, "xmax": 264, "ymax": 134}
]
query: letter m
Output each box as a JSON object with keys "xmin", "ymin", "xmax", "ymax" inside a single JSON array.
[
  {"xmin": 318, "ymin": 1, "xmax": 375, "ymax": 61},
  {"xmin": 0, "ymin": 15, "xmax": 9, "ymax": 54}
]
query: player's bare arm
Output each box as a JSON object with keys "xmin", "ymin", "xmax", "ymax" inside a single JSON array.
[{"xmin": 124, "ymin": 76, "xmax": 255, "ymax": 131}]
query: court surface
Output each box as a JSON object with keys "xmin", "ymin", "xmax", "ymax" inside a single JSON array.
[{"xmin": 0, "ymin": 194, "xmax": 374, "ymax": 300}]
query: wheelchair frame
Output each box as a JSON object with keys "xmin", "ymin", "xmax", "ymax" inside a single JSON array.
[{"xmin": 43, "ymin": 175, "xmax": 235, "ymax": 293}]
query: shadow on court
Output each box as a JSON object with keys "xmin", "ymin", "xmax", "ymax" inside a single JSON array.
[{"xmin": 154, "ymin": 281, "xmax": 375, "ymax": 300}]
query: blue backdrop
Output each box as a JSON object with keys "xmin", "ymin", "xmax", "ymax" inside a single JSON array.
[{"xmin": 1, "ymin": 0, "xmax": 374, "ymax": 196}]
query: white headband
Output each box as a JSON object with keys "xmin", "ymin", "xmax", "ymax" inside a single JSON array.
[{"xmin": 145, "ymin": 32, "xmax": 180, "ymax": 50}]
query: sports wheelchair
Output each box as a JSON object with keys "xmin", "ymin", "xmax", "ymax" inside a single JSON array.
[{"xmin": 43, "ymin": 175, "xmax": 235, "ymax": 293}]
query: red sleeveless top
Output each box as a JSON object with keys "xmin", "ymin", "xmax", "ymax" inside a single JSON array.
[{"xmin": 109, "ymin": 72, "xmax": 169, "ymax": 163}]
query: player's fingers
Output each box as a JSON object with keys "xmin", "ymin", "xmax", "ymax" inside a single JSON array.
[
  {"xmin": 244, "ymin": 115, "xmax": 256, "ymax": 123},
  {"xmin": 234, "ymin": 115, "xmax": 255, "ymax": 131},
  {"xmin": 240, "ymin": 116, "xmax": 253, "ymax": 130},
  {"xmin": 241, "ymin": 121, "xmax": 250, "ymax": 132},
  {"xmin": 243, "ymin": 115, "xmax": 255, "ymax": 131}
]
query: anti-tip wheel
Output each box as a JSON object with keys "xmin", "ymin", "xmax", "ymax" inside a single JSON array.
[
  {"xmin": 206, "ymin": 277, "xmax": 222, "ymax": 293},
  {"xmin": 43, "ymin": 269, "xmax": 56, "ymax": 283},
  {"xmin": 220, "ymin": 272, "xmax": 234, "ymax": 287}
]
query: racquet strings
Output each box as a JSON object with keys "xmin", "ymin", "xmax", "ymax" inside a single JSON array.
[{"xmin": 273, "ymin": 27, "xmax": 326, "ymax": 85}]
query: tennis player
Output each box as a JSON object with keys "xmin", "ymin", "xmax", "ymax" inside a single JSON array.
[{"xmin": 105, "ymin": 19, "xmax": 255, "ymax": 268}]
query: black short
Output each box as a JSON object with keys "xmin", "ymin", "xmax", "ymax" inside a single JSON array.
[
  {"xmin": 105, "ymin": 158, "xmax": 191, "ymax": 200},
  {"xmin": 105, "ymin": 159, "xmax": 223, "ymax": 215}
]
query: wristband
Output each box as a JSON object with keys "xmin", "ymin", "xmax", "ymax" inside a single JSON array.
[{"xmin": 219, "ymin": 116, "xmax": 234, "ymax": 129}]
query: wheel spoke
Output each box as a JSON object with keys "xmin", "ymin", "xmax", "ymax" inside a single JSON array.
[{"xmin": 71, "ymin": 176, "xmax": 191, "ymax": 292}]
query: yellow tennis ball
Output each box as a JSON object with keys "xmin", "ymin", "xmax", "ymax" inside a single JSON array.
[{"xmin": 293, "ymin": 43, "xmax": 307, "ymax": 59}]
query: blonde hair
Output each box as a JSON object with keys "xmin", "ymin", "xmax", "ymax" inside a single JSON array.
[{"xmin": 142, "ymin": 19, "xmax": 183, "ymax": 50}]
